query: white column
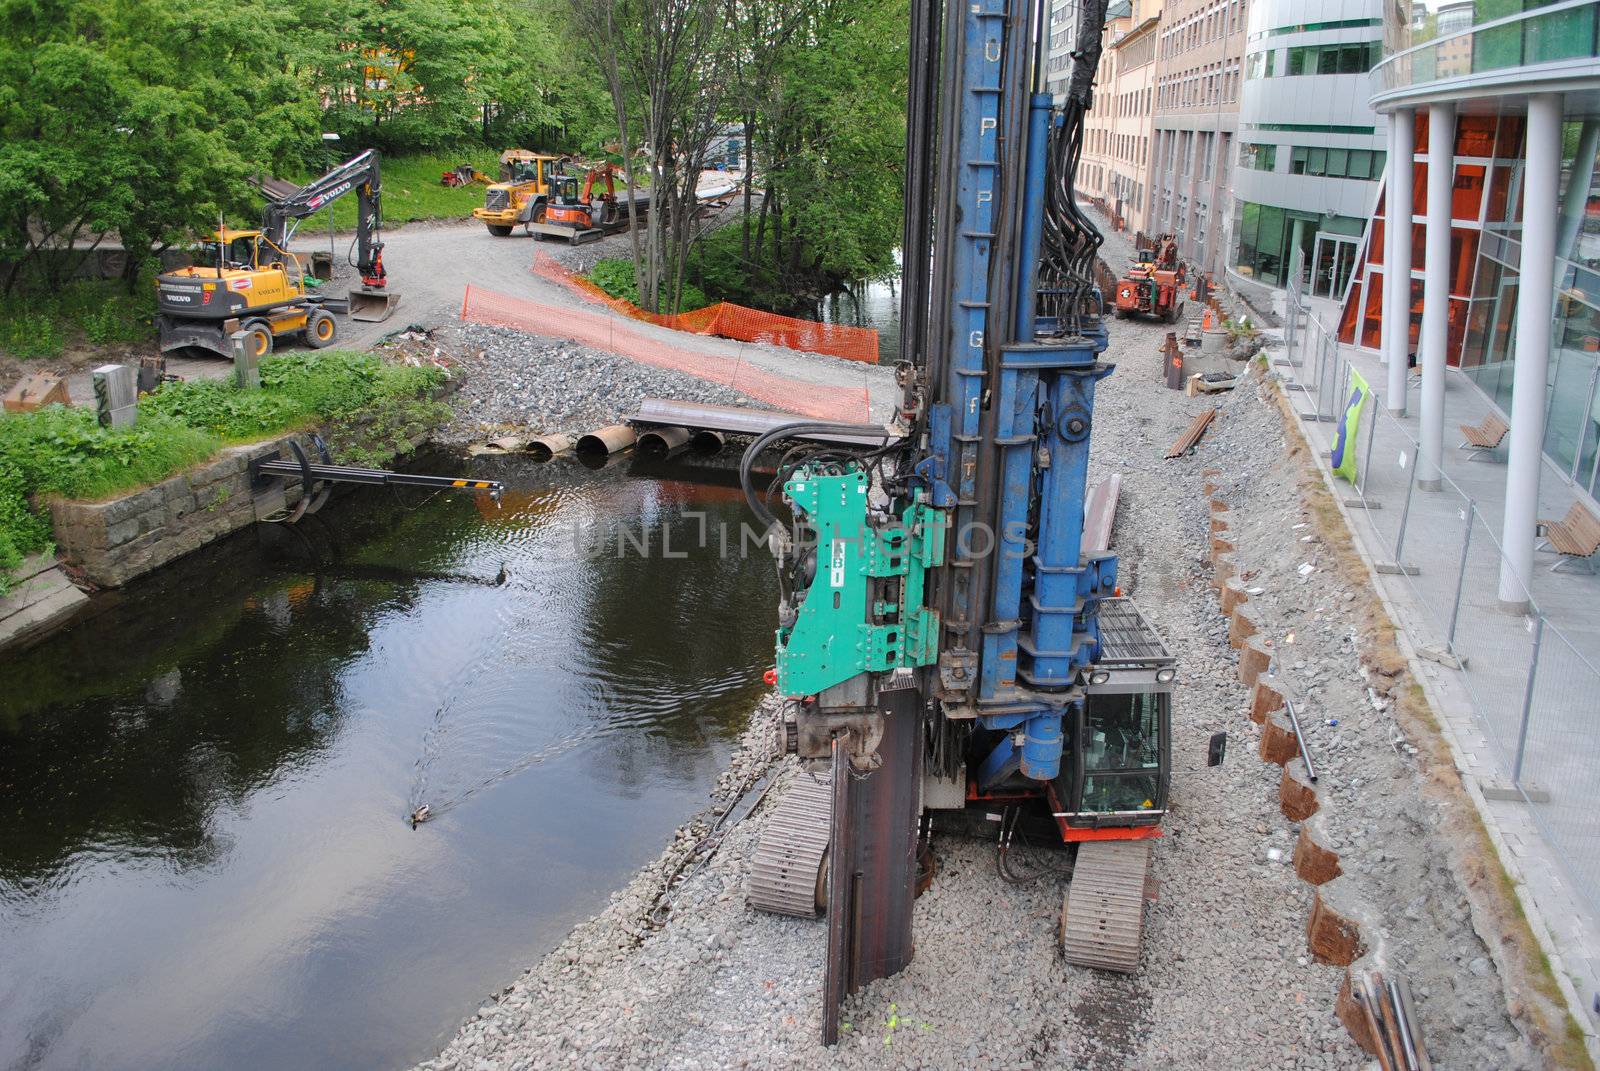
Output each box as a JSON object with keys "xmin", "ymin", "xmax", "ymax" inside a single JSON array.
[
  {"xmin": 1498, "ymin": 94, "xmax": 1563, "ymax": 612},
  {"xmin": 1384, "ymin": 109, "xmax": 1416, "ymax": 415},
  {"xmin": 1417, "ymin": 102, "xmax": 1455, "ymax": 490}
]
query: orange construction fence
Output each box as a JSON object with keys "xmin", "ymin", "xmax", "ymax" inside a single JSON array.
[
  {"xmin": 458, "ymin": 284, "xmax": 872, "ymax": 424},
  {"xmin": 531, "ymin": 251, "xmax": 880, "ymax": 365}
]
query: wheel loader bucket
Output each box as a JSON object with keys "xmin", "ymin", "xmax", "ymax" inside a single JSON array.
[{"xmin": 348, "ymin": 287, "xmax": 400, "ymax": 323}]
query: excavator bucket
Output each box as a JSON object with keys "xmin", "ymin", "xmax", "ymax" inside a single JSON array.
[{"xmin": 348, "ymin": 287, "xmax": 400, "ymax": 323}]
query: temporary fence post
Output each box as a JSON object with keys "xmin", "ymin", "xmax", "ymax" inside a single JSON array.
[
  {"xmin": 1512, "ymin": 615, "xmax": 1545, "ymax": 785},
  {"xmin": 1446, "ymin": 500, "xmax": 1474, "ymax": 650},
  {"xmin": 1360, "ymin": 391, "xmax": 1380, "ymax": 498},
  {"xmin": 1377, "ymin": 446, "xmax": 1421, "ymax": 575},
  {"xmin": 1394, "ymin": 451, "xmax": 1417, "ymax": 560}
]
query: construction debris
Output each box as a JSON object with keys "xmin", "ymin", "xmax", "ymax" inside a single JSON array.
[
  {"xmin": 4, "ymin": 372, "xmax": 69, "ymax": 412},
  {"xmin": 1164, "ymin": 407, "xmax": 1217, "ymax": 458}
]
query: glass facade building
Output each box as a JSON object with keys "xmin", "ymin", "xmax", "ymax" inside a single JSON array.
[
  {"xmin": 1229, "ymin": 0, "xmax": 1389, "ymax": 299},
  {"xmin": 1341, "ymin": 3, "xmax": 1600, "ymax": 502}
]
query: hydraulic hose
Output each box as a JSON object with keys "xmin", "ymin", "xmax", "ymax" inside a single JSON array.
[{"xmin": 738, "ymin": 421, "xmax": 892, "ymax": 531}]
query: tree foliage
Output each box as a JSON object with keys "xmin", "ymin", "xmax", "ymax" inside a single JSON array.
[
  {"xmin": 0, "ymin": 0, "xmax": 610, "ymax": 294},
  {"xmin": 569, "ymin": 0, "xmax": 732, "ymax": 314},
  {"xmin": 704, "ymin": 0, "xmax": 907, "ymax": 310}
]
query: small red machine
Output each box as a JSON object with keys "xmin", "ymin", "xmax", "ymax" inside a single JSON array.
[{"xmin": 1114, "ymin": 234, "xmax": 1186, "ymax": 323}]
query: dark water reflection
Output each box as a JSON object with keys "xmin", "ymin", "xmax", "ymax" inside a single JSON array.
[
  {"xmin": 816, "ymin": 264, "xmax": 902, "ymax": 364},
  {"xmin": 0, "ymin": 452, "xmax": 775, "ymax": 1071}
]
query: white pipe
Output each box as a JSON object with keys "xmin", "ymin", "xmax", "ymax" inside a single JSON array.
[
  {"xmin": 1417, "ymin": 102, "xmax": 1455, "ymax": 490},
  {"xmin": 1498, "ymin": 94, "xmax": 1564, "ymax": 612},
  {"xmin": 1385, "ymin": 109, "xmax": 1416, "ymax": 415}
]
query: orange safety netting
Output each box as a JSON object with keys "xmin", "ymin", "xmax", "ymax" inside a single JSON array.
[
  {"xmin": 458, "ymin": 284, "xmax": 872, "ymax": 424},
  {"xmin": 531, "ymin": 251, "xmax": 880, "ymax": 365}
]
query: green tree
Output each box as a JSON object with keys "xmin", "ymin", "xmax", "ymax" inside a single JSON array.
[
  {"xmin": 0, "ymin": 0, "xmax": 320, "ymax": 293},
  {"xmin": 700, "ymin": 0, "xmax": 906, "ymax": 311},
  {"xmin": 569, "ymin": 0, "xmax": 732, "ymax": 314}
]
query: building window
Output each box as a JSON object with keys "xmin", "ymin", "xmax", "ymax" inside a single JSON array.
[
  {"xmin": 1288, "ymin": 145, "xmax": 1386, "ymax": 179},
  {"xmin": 1285, "ymin": 42, "xmax": 1380, "ymax": 77},
  {"xmin": 1239, "ymin": 142, "xmax": 1277, "ymax": 172}
]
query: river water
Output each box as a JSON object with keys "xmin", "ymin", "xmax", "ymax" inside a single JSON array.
[
  {"xmin": 816, "ymin": 267, "xmax": 902, "ymax": 364},
  {"xmin": 0, "ymin": 453, "xmax": 776, "ymax": 1071}
]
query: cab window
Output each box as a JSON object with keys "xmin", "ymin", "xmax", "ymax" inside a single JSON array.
[
  {"xmin": 228, "ymin": 237, "xmax": 256, "ymax": 268},
  {"xmin": 1081, "ymin": 773, "xmax": 1161, "ymax": 813},
  {"xmin": 1082, "ymin": 692, "xmax": 1161, "ymax": 771}
]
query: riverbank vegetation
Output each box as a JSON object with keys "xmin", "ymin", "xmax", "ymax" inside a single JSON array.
[
  {"xmin": 570, "ymin": 0, "xmax": 907, "ymax": 317},
  {"xmin": 0, "ymin": 354, "xmax": 446, "ymax": 593}
]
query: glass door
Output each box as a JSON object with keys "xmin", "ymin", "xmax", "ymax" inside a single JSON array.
[{"xmin": 1311, "ymin": 234, "xmax": 1359, "ymax": 300}]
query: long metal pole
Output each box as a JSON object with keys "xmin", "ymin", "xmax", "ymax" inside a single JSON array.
[
  {"xmin": 1446, "ymin": 499, "xmax": 1474, "ymax": 649},
  {"xmin": 1512, "ymin": 616, "xmax": 1545, "ymax": 784},
  {"xmin": 1394, "ymin": 446, "xmax": 1419, "ymax": 562},
  {"xmin": 1283, "ymin": 699, "xmax": 1318, "ymax": 783},
  {"xmin": 1361, "ymin": 389, "xmax": 1380, "ymax": 498}
]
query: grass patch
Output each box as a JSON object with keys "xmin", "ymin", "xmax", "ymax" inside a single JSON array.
[
  {"xmin": 0, "ymin": 279, "xmax": 157, "ymax": 360},
  {"xmin": 1266, "ymin": 375, "xmax": 1596, "ymax": 1071},
  {"xmin": 315, "ymin": 152, "xmax": 507, "ymax": 231},
  {"xmin": 0, "ymin": 352, "xmax": 447, "ymax": 594},
  {"xmin": 588, "ymin": 257, "xmax": 710, "ymax": 314}
]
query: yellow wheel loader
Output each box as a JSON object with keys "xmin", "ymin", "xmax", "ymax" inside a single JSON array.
[
  {"xmin": 155, "ymin": 150, "xmax": 400, "ymax": 359},
  {"xmin": 471, "ymin": 151, "xmax": 566, "ymax": 237}
]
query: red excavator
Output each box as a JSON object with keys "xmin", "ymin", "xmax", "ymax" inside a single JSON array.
[
  {"xmin": 527, "ymin": 163, "xmax": 645, "ymax": 244},
  {"xmin": 1114, "ymin": 234, "xmax": 1186, "ymax": 323}
]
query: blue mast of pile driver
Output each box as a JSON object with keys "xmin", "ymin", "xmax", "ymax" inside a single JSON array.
[
  {"xmin": 739, "ymin": 0, "xmax": 1181, "ymax": 1043},
  {"xmin": 924, "ymin": 0, "xmax": 1116, "ymax": 789}
]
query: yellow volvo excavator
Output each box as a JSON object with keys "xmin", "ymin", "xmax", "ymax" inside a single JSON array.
[{"xmin": 154, "ymin": 150, "xmax": 400, "ymax": 359}]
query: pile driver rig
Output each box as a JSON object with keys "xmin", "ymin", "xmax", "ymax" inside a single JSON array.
[{"xmin": 738, "ymin": 0, "xmax": 1218, "ymax": 1042}]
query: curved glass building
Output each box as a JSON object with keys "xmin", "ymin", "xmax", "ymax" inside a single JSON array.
[{"xmin": 1335, "ymin": 0, "xmax": 1599, "ymax": 606}]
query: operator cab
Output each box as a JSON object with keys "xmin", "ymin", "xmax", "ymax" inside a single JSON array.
[
  {"xmin": 194, "ymin": 229, "xmax": 262, "ymax": 274},
  {"xmin": 548, "ymin": 174, "xmax": 581, "ymax": 205},
  {"xmin": 1052, "ymin": 598, "xmax": 1175, "ymax": 832}
]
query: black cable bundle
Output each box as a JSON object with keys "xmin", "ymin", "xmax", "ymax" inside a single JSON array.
[{"xmin": 1038, "ymin": 0, "xmax": 1111, "ymax": 333}]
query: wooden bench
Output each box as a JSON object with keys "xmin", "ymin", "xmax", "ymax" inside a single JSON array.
[
  {"xmin": 1537, "ymin": 500, "xmax": 1600, "ymax": 572},
  {"xmin": 1457, "ymin": 412, "xmax": 1509, "ymax": 461}
]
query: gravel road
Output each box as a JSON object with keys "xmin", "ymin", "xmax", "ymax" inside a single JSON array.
[{"xmin": 288, "ymin": 214, "xmax": 898, "ymax": 421}]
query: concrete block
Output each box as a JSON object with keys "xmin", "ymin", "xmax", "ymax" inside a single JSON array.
[
  {"xmin": 1237, "ymin": 635, "xmax": 1271, "ymax": 686},
  {"xmin": 1220, "ymin": 578, "xmax": 1249, "ymax": 615},
  {"xmin": 1280, "ymin": 760, "xmax": 1319, "ymax": 821},
  {"xmin": 1306, "ymin": 888, "xmax": 1365, "ymax": 966},
  {"xmin": 1228, "ymin": 604, "xmax": 1259, "ymax": 649},
  {"xmin": 1212, "ymin": 551, "xmax": 1238, "ymax": 591},
  {"xmin": 1294, "ymin": 824, "xmax": 1343, "ymax": 885},
  {"xmin": 1334, "ymin": 970, "xmax": 1380, "ymax": 1057},
  {"xmin": 1259, "ymin": 709, "xmax": 1300, "ymax": 765},
  {"xmin": 1248, "ymin": 680, "xmax": 1285, "ymax": 725},
  {"xmin": 92, "ymin": 364, "xmax": 137, "ymax": 428}
]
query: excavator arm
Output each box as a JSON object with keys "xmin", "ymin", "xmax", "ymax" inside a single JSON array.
[{"xmin": 260, "ymin": 150, "xmax": 396, "ymax": 313}]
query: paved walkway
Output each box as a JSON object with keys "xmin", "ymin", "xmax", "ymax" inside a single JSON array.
[{"xmin": 1275, "ymin": 303, "xmax": 1600, "ymax": 1053}]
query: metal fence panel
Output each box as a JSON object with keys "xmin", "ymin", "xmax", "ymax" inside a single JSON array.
[{"xmin": 1277, "ymin": 287, "xmax": 1600, "ymax": 920}]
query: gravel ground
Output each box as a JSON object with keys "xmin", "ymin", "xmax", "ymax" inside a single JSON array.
[
  {"xmin": 414, "ymin": 228, "xmax": 1536, "ymax": 1071},
  {"xmin": 431, "ymin": 322, "xmax": 776, "ymax": 444}
]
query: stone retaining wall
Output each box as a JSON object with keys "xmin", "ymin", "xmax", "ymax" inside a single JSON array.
[{"xmin": 49, "ymin": 437, "xmax": 307, "ymax": 588}]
